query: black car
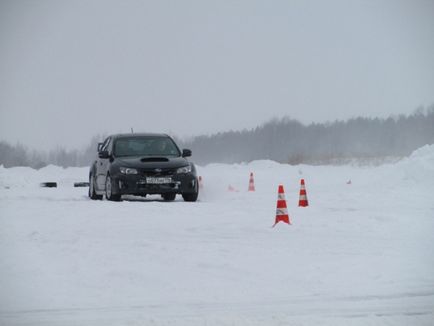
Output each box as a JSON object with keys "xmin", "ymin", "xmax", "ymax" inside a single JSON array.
[{"xmin": 88, "ymin": 133, "xmax": 199, "ymax": 202}]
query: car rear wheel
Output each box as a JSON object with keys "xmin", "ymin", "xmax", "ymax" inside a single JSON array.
[
  {"xmin": 162, "ymin": 193, "xmax": 176, "ymax": 201},
  {"xmin": 89, "ymin": 174, "xmax": 103, "ymax": 200},
  {"xmin": 105, "ymin": 174, "xmax": 121, "ymax": 201}
]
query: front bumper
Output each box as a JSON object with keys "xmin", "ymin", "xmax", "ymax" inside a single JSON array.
[{"xmin": 111, "ymin": 173, "xmax": 197, "ymax": 195}]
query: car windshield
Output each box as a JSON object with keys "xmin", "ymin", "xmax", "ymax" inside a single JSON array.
[{"xmin": 113, "ymin": 136, "xmax": 181, "ymax": 157}]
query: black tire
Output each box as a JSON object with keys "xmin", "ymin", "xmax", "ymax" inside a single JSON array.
[
  {"xmin": 74, "ymin": 182, "xmax": 90, "ymax": 188},
  {"xmin": 182, "ymin": 179, "xmax": 199, "ymax": 202},
  {"xmin": 40, "ymin": 182, "xmax": 57, "ymax": 188},
  {"xmin": 162, "ymin": 193, "xmax": 176, "ymax": 201},
  {"xmin": 105, "ymin": 174, "xmax": 121, "ymax": 201},
  {"xmin": 89, "ymin": 174, "xmax": 103, "ymax": 200}
]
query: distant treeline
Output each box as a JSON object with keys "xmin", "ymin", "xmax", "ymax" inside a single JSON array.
[
  {"xmin": 0, "ymin": 135, "xmax": 103, "ymax": 169},
  {"xmin": 1, "ymin": 108, "xmax": 433, "ymax": 168},
  {"xmin": 181, "ymin": 106, "xmax": 434, "ymax": 165}
]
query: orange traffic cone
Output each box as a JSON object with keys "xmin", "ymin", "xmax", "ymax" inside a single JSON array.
[
  {"xmin": 198, "ymin": 176, "xmax": 203, "ymax": 189},
  {"xmin": 273, "ymin": 185, "xmax": 291, "ymax": 226},
  {"xmin": 248, "ymin": 172, "xmax": 255, "ymax": 191},
  {"xmin": 298, "ymin": 179, "xmax": 308, "ymax": 207}
]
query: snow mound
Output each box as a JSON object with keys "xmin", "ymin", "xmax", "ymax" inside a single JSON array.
[
  {"xmin": 407, "ymin": 144, "xmax": 434, "ymax": 167},
  {"xmin": 389, "ymin": 144, "xmax": 434, "ymax": 185}
]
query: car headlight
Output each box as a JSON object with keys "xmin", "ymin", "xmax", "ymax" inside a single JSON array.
[
  {"xmin": 176, "ymin": 165, "xmax": 192, "ymax": 174},
  {"xmin": 120, "ymin": 167, "xmax": 138, "ymax": 175}
]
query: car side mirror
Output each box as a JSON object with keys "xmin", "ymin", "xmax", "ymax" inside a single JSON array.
[
  {"xmin": 97, "ymin": 142, "xmax": 103, "ymax": 152},
  {"xmin": 98, "ymin": 150, "xmax": 110, "ymax": 159},
  {"xmin": 182, "ymin": 149, "xmax": 192, "ymax": 157}
]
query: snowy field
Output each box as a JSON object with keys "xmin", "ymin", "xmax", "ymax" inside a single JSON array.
[{"xmin": 1, "ymin": 145, "xmax": 434, "ymax": 326}]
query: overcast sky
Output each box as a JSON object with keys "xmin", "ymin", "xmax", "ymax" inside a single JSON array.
[{"xmin": 1, "ymin": 0, "xmax": 433, "ymax": 151}]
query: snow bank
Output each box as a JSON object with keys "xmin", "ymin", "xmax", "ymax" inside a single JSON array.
[
  {"xmin": 374, "ymin": 144, "xmax": 434, "ymax": 187},
  {"xmin": 399, "ymin": 144, "xmax": 434, "ymax": 175}
]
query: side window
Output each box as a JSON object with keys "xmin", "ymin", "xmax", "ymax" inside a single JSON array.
[
  {"xmin": 106, "ymin": 138, "xmax": 113, "ymax": 154},
  {"xmin": 101, "ymin": 137, "xmax": 110, "ymax": 152}
]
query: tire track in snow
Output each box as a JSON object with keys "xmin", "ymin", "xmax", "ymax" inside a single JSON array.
[{"xmin": 1, "ymin": 291, "xmax": 433, "ymax": 325}]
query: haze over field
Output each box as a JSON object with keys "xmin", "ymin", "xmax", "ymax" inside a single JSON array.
[
  {"xmin": 1, "ymin": 110, "xmax": 433, "ymax": 168},
  {"xmin": 1, "ymin": 0, "xmax": 434, "ymax": 151}
]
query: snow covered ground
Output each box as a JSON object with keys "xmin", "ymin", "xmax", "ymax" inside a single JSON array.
[{"xmin": 1, "ymin": 145, "xmax": 433, "ymax": 326}]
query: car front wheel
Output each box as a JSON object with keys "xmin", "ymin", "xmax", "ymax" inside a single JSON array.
[
  {"xmin": 105, "ymin": 174, "xmax": 121, "ymax": 201},
  {"xmin": 182, "ymin": 179, "xmax": 199, "ymax": 202}
]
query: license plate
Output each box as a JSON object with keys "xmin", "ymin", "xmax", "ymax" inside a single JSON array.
[{"xmin": 145, "ymin": 177, "xmax": 172, "ymax": 184}]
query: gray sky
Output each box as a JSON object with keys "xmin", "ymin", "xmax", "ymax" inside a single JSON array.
[{"xmin": 1, "ymin": 0, "xmax": 433, "ymax": 151}]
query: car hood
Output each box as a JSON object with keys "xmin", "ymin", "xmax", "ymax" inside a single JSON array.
[{"xmin": 115, "ymin": 156, "xmax": 189, "ymax": 170}]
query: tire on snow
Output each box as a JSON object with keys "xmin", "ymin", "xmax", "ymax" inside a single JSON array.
[
  {"xmin": 105, "ymin": 174, "xmax": 121, "ymax": 201},
  {"xmin": 162, "ymin": 193, "xmax": 176, "ymax": 201},
  {"xmin": 74, "ymin": 182, "xmax": 90, "ymax": 187},
  {"xmin": 88, "ymin": 175, "xmax": 103, "ymax": 200},
  {"xmin": 182, "ymin": 178, "xmax": 199, "ymax": 202},
  {"xmin": 40, "ymin": 182, "xmax": 57, "ymax": 188}
]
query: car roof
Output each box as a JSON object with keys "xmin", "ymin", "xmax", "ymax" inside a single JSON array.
[{"xmin": 110, "ymin": 133, "xmax": 170, "ymax": 139}]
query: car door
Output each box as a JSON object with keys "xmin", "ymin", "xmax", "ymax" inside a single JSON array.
[{"xmin": 96, "ymin": 137, "xmax": 111, "ymax": 190}]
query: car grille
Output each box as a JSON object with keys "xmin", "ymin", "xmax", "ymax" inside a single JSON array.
[{"xmin": 140, "ymin": 168, "xmax": 176, "ymax": 177}]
